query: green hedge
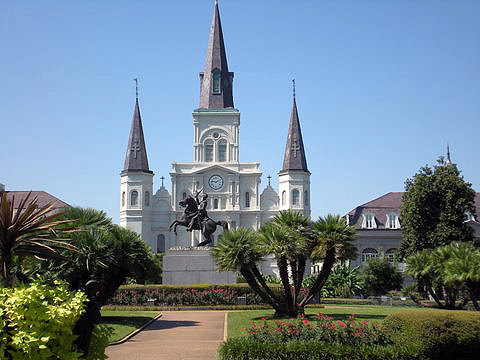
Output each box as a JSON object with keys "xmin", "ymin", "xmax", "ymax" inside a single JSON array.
[
  {"xmin": 383, "ymin": 310, "xmax": 480, "ymax": 360},
  {"xmin": 218, "ymin": 338, "xmax": 419, "ymax": 360},
  {"xmin": 109, "ymin": 284, "xmax": 283, "ymax": 306}
]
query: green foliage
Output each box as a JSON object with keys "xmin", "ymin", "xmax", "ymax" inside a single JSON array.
[
  {"xmin": 0, "ymin": 281, "xmax": 87, "ymax": 359},
  {"xmin": 399, "ymin": 162, "xmax": 476, "ymax": 259},
  {"xmin": 303, "ymin": 264, "xmax": 363, "ymax": 297},
  {"xmin": 383, "ymin": 310, "xmax": 480, "ymax": 360},
  {"xmin": 84, "ymin": 325, "xmax": 114, "ymax": 360},
  {"xmin": 362, "ymin": 257, "xmax": 403, "ymax": 296},
  {"xmin": 218, "ymin": 337, "xmax": 418, "ymax": 360},
  {"xmin": 0, "ymin": 191, "xmax": 75, "ymax": 286},
  {"xmin": 406, "ymin": 242, "xmax": 480, "ymax": 310},
  {"xmin": 213, "ymin": 212, "xmax": 357, "ymax": 317}
]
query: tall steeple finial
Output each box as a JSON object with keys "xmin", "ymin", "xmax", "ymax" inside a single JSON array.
[
  {"xmin": 134, "ymin": 78, "xmax": 138, "ymax": 100},
  {"xmin": 199, "ymin": 0, "xmax": 234, "ymax": 109},
  {"xmin": 280, "ymin": 84, "xmax": 309, "ymax": 173},
  {"xmin": 122, "ymin": 87, "xmax": 152, "ymax": 174},
  {"xmin": 446, "ymin": 143, "xmax": 452, "ymax": 166}
]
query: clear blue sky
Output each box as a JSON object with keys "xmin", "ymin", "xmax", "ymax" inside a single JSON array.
[{"xmin": 2, "ymin": 0, "xmax": 479, "ymax": 224}]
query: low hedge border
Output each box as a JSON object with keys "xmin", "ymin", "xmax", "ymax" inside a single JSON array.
[
  {"xmin": 383, "ymin": 310, "xmax": 480, "ymax": 360},
  {"xmin": 218, "ymin": 338, "xmax": 420, "ymax": 360},
  {"xmin": 102, "ymin": 304, "xmax": 326, "ymax": 311}
]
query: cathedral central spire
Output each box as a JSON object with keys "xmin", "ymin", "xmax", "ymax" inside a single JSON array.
[{"xmin": 199, "ymin": 0, "xmax": 234, "ymax": 109}]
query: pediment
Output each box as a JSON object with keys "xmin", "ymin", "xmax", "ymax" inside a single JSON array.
[{"xmin": 190, "ymin": 164, "xmax": 240, "ymax": 175}]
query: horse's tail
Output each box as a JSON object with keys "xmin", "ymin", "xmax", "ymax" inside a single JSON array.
[{"xmin": 216, "ymin": 220, "xmax": 229, "ymax": 232}]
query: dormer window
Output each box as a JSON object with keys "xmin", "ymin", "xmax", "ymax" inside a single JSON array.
[
  {"xmin": 387, "ymin": 213, "xmax": 400, "ymax": 229},
  {"xmin": 465, "ymin": 212, "xmax": 476, "ymax": 221},
  {"xmin": 362, "ymin": 213, "xmax": 377, "ymax": 229},
  {"xmin": 212, "ymin": 68, "xmax": 221, "ymax": 94}
]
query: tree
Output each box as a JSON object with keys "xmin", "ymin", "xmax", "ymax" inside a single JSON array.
[
  {"xmin": 31, "ymin": 207, "xmax": 158, "ymax": 355},
  {"xmin": 302, "ymin": 264, "xmax": 363, "ymax": 298},
  {"xmin": 399, "ymin": 160, "xmax": 476, "ymax": 259},
  {"xmin": 406, "ymin": 244, "xmax": 468, "ymax": 310},
  {"xmin": 362, "ymin": 257, "xmax": 403, "ymax": 296},
  {"xmin": 443, "ymin": 242, "xmax": 480, "ymax": 311},
  {"xmin": 212, "ymin": 211, "xmax": 357, "ymax": 317},
  {"xmin": 0, "ymin": 192, "xmax": 74, "ymax": 287}
]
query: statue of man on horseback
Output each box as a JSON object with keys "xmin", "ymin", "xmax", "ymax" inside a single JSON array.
[{"xmin": 169, "ymin": 189, "xmax": 228, "ymax": 247}]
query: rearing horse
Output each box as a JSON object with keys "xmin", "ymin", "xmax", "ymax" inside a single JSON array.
[{"xmin": 169, "ymin": 196, "xmax": 229, "ymax": 246}]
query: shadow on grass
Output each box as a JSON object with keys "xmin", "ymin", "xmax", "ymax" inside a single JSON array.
[{"xmin": 251, "ymin": 313, "xmax": 387, "ymax": 321}]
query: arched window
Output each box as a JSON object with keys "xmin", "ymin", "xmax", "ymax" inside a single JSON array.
[
  {"xmin": 292, "ymin": 189, "xmax": 299, "ymax": 205},
  {"xmin": 144, "ymin": 191, "xmax": 150, "ymax": 207},
  {"xmin": 361, "ymin": 248, "xmax": 378, "ymax": 262},
  {"xmin": 212, "ymin": 68, "xmax": 221, "ymax": 94},
  {"xmin": 157, "ymin": 234, "xmax": 165, "ymax": 253},
  {"xmin": 182, "ymin": 192, "xmax": 187, "ymax": 200},
  {"xmin": 245, "ymin": 192, "xmax": 250, "ymax": 208},
  {"xmin": 205, "ymin": 140, "xmax": 213, "ymax": 162},
  {"xmin": 218, "ymin": 140, "xmax": 227, "ymax": 162},
  {"xmin": 304, "ymin": 191, "xmax": 309, "ymax": 206},
  {"xmin": 122, "ymin": 191, "xmax": 125, "ymax": 207},
  {"xmin": 213, "ymin": 198, "xmax": 219, "ymax": 209},
  {"xmin": 385, "ymin": 248, "xmax": 397, "ymax": 263},
  {"xmin": 130, "ymin": 190, "xmax": 138, "ymax": 206},
  {"xmin": 282, "ymin": 191, "xmax": 286, "ymax": 205}
]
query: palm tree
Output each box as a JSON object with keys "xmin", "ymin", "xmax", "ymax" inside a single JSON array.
[
  {"xmin": 211, "ymin": 228, "xmax": 283, "ymax": 313},
  {"xmin": 0, "ymin": 192, "xmax": 74, "ymax": 287},
  {"xmin": 300, "ymin": 214, "xmax": 357, "ymax": 306},
  {"xmin": 444, "ymin": 242, "xmax": 480, "ymax": 311}
]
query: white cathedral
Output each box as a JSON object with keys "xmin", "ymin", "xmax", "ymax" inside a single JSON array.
[{"xmin": 119, "ymin": 1, "xmax": 311, "ymax": 253}]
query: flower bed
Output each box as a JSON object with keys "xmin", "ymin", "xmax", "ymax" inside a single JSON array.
[{"xmin": 247, "ymin": 314, "xmax": 390, "ymax": 346}]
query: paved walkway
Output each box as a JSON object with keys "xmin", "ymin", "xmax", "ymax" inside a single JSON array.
[{"xmin": 106, "ymin": 311, "xmax": 226, "ymax": 360}]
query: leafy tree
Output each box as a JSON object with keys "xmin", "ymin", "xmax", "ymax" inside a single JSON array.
[
  {"xmin": 399, "ymin": 160, "xmax": 476, "ymax": 259},
  {"xmin": 0, "ymin": 192, "xmax": 74, "ymax": 287},
  {"xmin": 362, "ymin": 257, "xmax": 403, "ymax": 296},
  {"xmin": 212, "ymin": 211, "xmax": 357, "ymax": 317}
]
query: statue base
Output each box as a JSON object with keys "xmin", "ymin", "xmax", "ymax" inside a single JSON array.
[{"xmin": 163, "ymin": 247, "xmax": 237, "ymax": 285}]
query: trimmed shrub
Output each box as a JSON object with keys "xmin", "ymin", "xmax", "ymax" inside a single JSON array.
[
  {"xmin": 218, "ymin": 338, "xmax": 419, "ymax": 360},
  {"xmin": 0, "ymin": 281, "xmax": 87, "ymax": 359},
  {"xmin": 383, "ymin": 310, "xmax": 480, "ymax": 360},
  {"xmin": 108, "ymin": 284, "xmax": 283, "ymax": 306}
]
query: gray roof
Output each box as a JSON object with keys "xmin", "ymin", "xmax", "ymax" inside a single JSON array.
[
  {"xmin": 280, "ymin": 97, "xmax": 309, "ymax": 173},
  {"xmin": 6, "ymin": 191, "xmax": 70, "ymax": 210},
  {"xmin": 198, "ymin": 1, "xmax": 234, "ymax": 109},
  {"xmin": 122, "ymin": 98, "xmax": 152, "ymax": 174}
]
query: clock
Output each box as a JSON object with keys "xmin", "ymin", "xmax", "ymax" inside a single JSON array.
[{"xmin": 208, "ymin": 175, "xmax": 224, "ymax": 190}]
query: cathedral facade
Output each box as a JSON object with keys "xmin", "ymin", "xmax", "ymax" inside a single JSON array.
[{"xmin": 119, "ymin": 2, "xmax": 311, "ymax": 252}]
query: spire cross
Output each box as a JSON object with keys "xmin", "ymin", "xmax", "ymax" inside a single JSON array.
[
  {"xmin": 292, "ymin": 79, "xmax": 296, "ymax": 98},
  {"xmin": 267, "ymin": 175, "xmax": 272, "ymax": 186},
  {"xmin": 134, "ymin": 78, "xmax": 138, "ymax": 99},
  {"xmin": 131, "ymin": 142, "xmax": 140, "ymax": 159},
  {"xmin": 160, "ymin": 176, "xmax": 165, "ymax": 187},
  {"xmin": 291, "ymin": 141, "xmax": 300, "ymax": 158}
]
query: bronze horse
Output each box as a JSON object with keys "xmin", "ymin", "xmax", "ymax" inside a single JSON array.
[{"xmin": 169, "ymin": 196, "xmax": 229, "ymax": 247}]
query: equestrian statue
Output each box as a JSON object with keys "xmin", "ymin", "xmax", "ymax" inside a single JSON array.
[{"xmin": 169, "ymin": 189, "xmax": 229, "ymax": 247}]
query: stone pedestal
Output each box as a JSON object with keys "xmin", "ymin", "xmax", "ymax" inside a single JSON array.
[{"xmin": 163, "ymin": 247, "xmax": 237, "ymax": 284}]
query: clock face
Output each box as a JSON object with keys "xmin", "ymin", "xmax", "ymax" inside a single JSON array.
[{"xmin": 208, "ymin": 175, "xmax": 224, "ymax": 190}]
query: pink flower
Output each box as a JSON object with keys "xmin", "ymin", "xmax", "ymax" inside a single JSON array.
[
  {"xmin": 261, "ymin": 317, "xmax": 267, "ymax": 321},
  {"xmin": 303, "ymin": 320, "xmax": 309, "ymax": 325},
  {"xmin": 338, "ymin": 321, "xmax": 346, "ymax": 328}
]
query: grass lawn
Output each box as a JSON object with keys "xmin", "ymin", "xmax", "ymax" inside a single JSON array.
[
  {"xmin": 100, "ymin": 311, "xmax": 160, "ymax": 342},
  {"xmin": 227, "ymin": 305, "xmax": 437, "ymax": 338}
]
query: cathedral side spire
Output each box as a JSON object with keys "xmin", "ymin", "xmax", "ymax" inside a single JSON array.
[
  {"xmin": 199, "ymin": 0, "xmax": 234, "ymax": 109},
  {"xmin": 122, "ymin": 80, "xmax": 152, "ymax": 174},
  {"xmin": 281, "ymin": 83, "xmax": 309, "ymax": 173}
]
